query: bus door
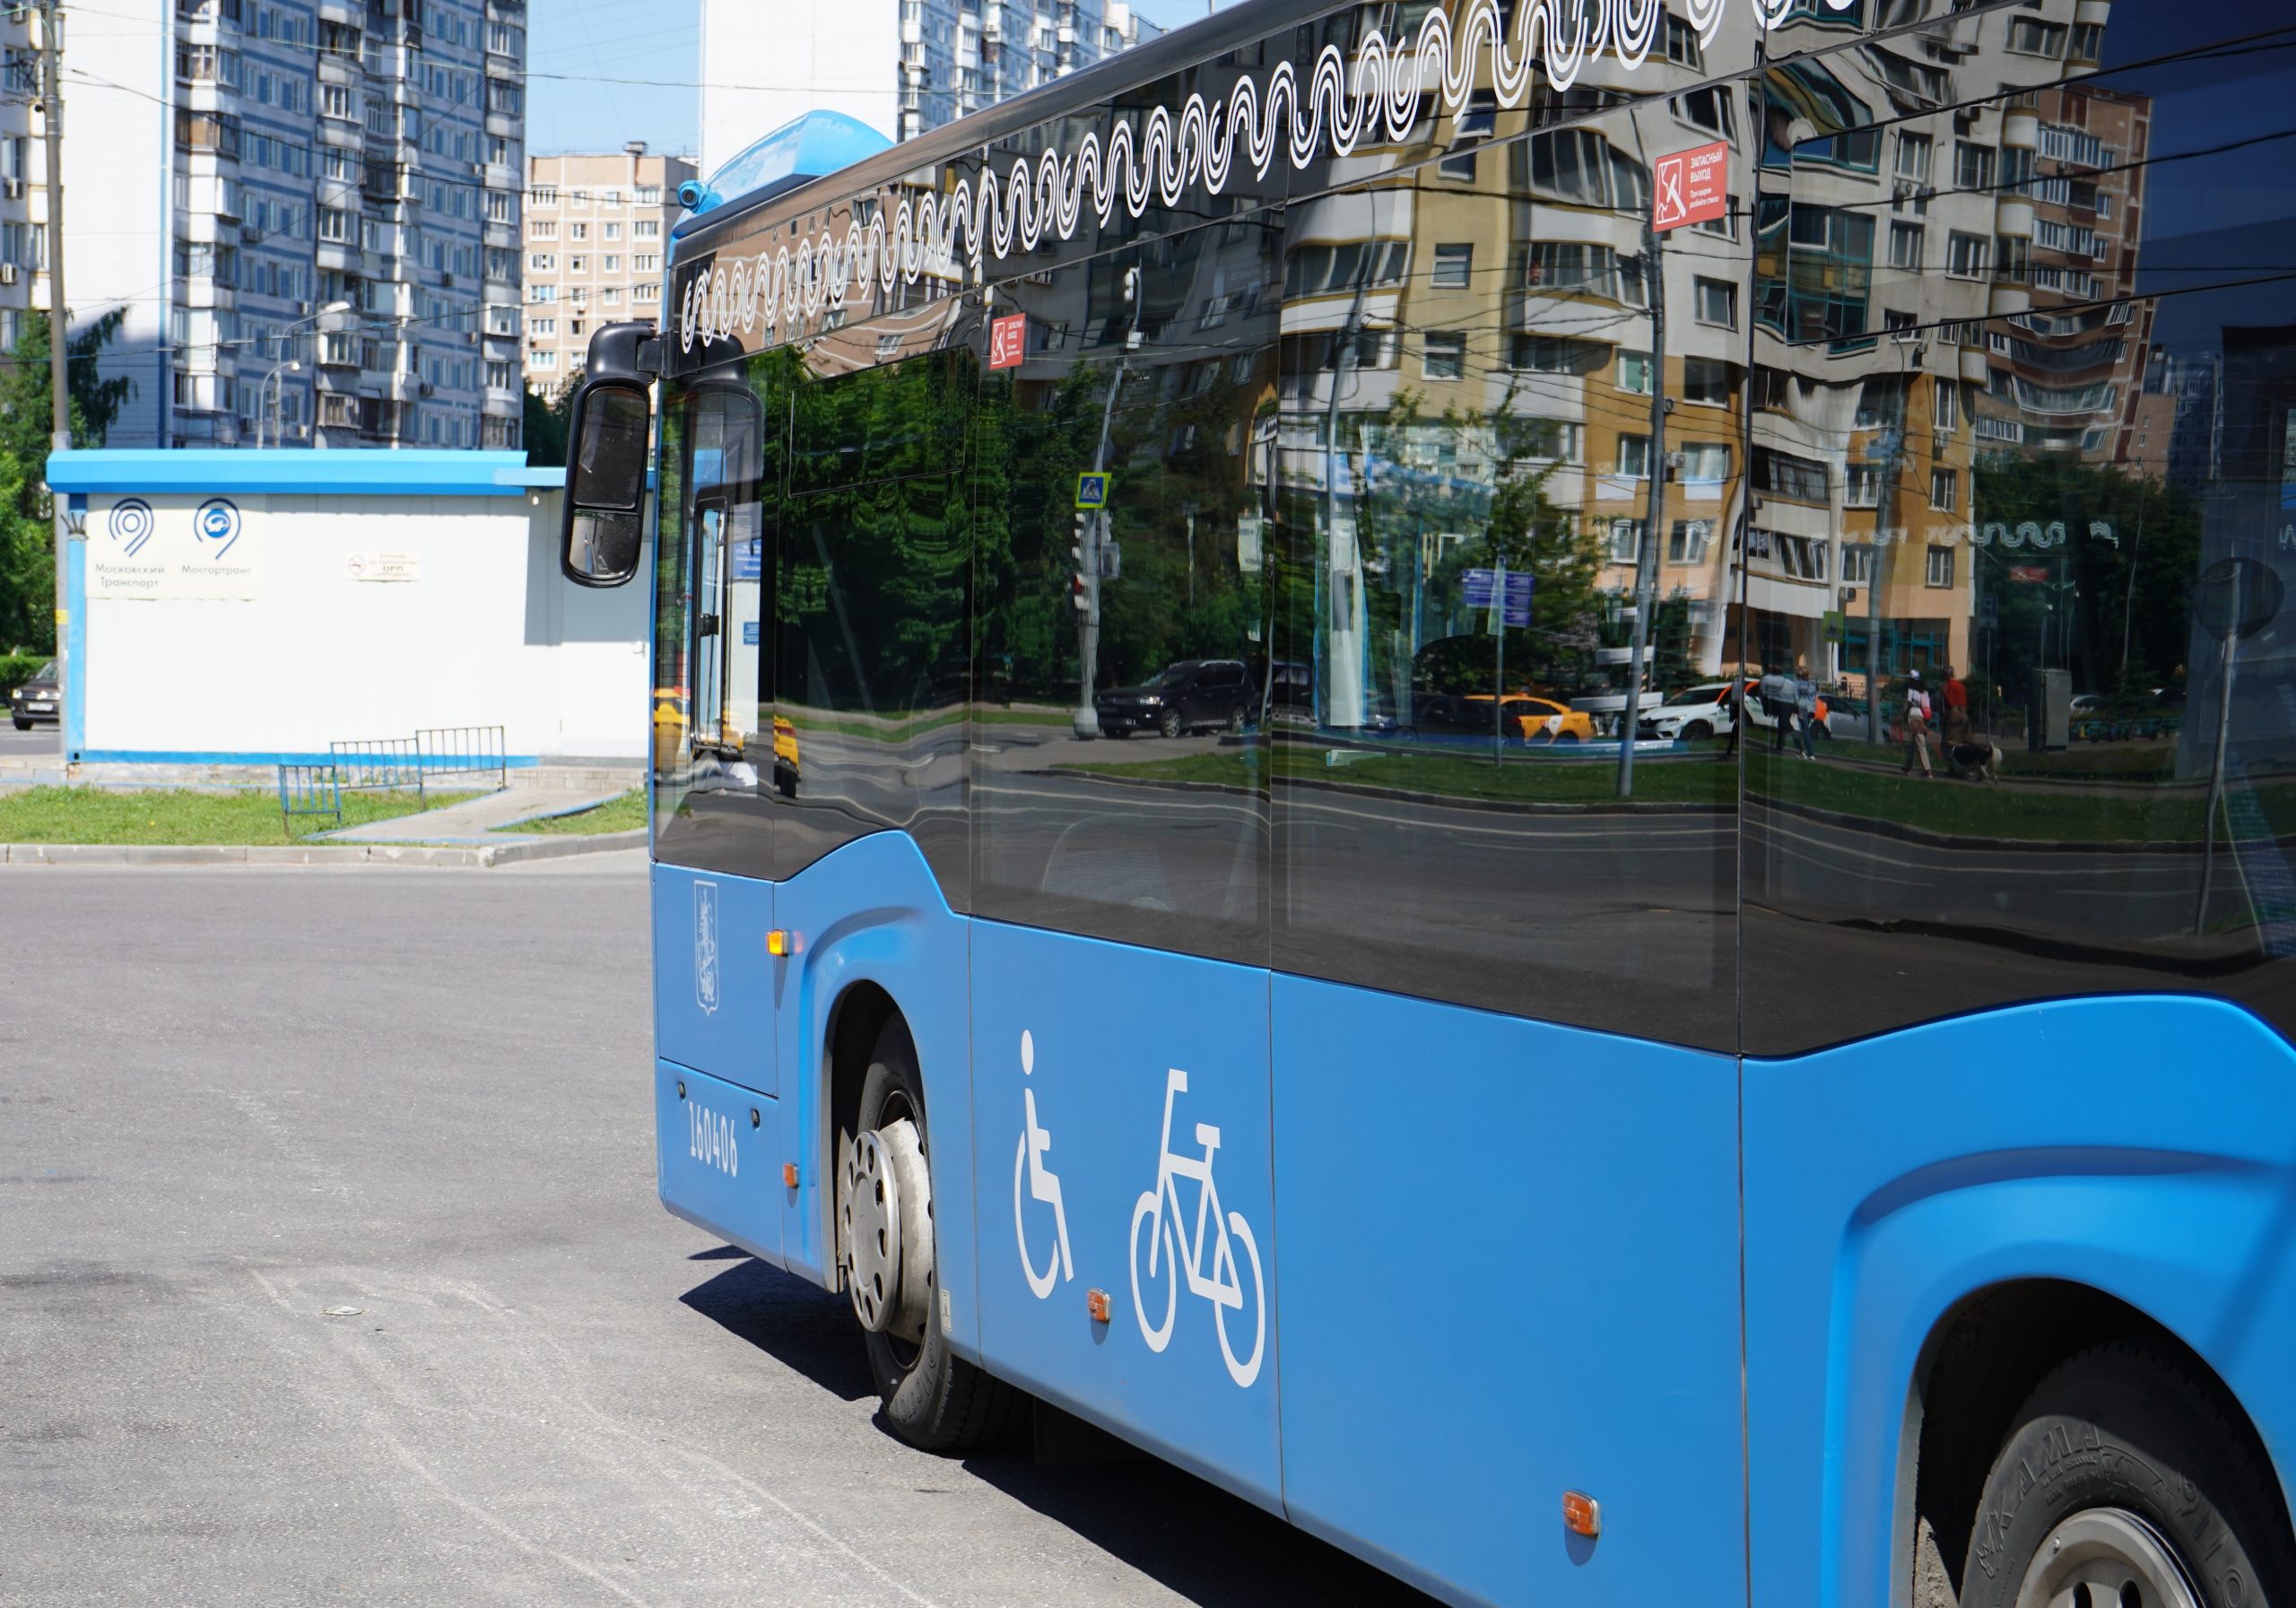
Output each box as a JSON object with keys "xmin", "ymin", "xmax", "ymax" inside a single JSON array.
[{"xmin": 692, "ymin": 502, "xmax": 726, "ymax": 746}]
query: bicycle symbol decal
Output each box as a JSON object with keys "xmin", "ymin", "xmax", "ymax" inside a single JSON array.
[
  {"xmin": 1013, "ymin": 1030, "xmax": 1074, "ymax": 1300},
  {"xmin": 1129, "ymin": 1067, "xmax": 1265, "ymax": 1388}
]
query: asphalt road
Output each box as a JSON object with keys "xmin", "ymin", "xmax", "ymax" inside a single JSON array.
[
  {"xmin": 0, "ymin": 854, "xmax": 1436, "ymax": 1608},
  {"xmin": 0, "ymin": 720, "xmax": 60, "ymax": 758}
]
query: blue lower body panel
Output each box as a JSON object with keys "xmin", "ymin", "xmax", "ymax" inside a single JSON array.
[
  {"xmin": 1272, "ymin": 977, "xmax": 1745, "ymax": 1607},
  {"xmin": 657, "ymin": 1058, "xmax": 785, "ymax": 1265}
]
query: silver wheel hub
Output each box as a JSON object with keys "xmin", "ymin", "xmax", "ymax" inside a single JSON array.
[
  {"xmin": 2014, "ymin": 1508, "xmax": 2202, "ymax": 1608},
  {"xmin": 840, "ymin": 1118, "xmax": 932, "ymax": 1341}
]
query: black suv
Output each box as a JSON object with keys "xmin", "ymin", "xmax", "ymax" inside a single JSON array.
[{"xmin": 1096, "ymin": 659, "xmax": 1253, "ymax": 737}]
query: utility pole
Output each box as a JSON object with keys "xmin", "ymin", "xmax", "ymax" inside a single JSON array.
[
  {"xmin": 1865, "ymin": 342, "xmax": 1921, "ymax": 750},
  {"xmin": 1073, "ymin": 266, "xmax": 1138, "ymax": 740},
  {"xmin": 1615, "ymin": 126, "xmax": 1666, "ymax": 799},
  {"xmin": 38, "ymin": 0, "xmax": 66, "ymax": 743}
]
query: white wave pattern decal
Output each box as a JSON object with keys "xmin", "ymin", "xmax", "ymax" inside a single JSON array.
[{"xmin": 679, "ymin": 0, "xmax": 1849, "ymax": 352}]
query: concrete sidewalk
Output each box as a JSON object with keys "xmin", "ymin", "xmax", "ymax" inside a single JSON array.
[{"xmin": 320, "ymin": 784, "xmax": 631, "ymax": 845}]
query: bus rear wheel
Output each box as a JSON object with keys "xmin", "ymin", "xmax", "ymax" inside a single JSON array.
[
  {"xmin": 1959, "ymin": 1340, "xmax": 2292, "ymax": 1608},
  {"xmin": 839, "ymin": 1022, "xmax": 1020, "ymax": 1454}
]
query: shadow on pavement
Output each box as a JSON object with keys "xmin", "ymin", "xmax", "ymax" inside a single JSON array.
[
  {"xmin": 679, "ymin": 1256, "xmax": 876, "ymax": 1404},
  {"xmin": 683, "ymin": 1255, "xmax": 1441, "ymax": 1607}
]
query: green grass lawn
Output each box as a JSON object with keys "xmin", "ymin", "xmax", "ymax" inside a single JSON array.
[
  {"xmin": 500, "ymin": 788, "xmax": 648, "ymax": 835},
  {"xmin": 0, "ymin": 785, "xmax": 477, "ymax": 845}
]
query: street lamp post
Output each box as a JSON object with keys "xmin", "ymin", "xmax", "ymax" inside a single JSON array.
[
  {"xmin": 260, "ymin": 359, "xmax": 300, "ymax": 449},
  {"xmin": 254, "ymin": 300, "xmax": 352, "ymax": 447}
]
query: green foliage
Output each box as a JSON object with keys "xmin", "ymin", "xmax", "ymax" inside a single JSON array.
[
  {"xmin": 1970, "ymin": 456, "xmax": 2201, "ymax": 700},
  {"xmin": 0, "ymin": 648, "xmax": 51, "ymax": 693},
  {"xmin": 0, "ymin": 309, "xmax": 136, "ymax": 653},
  {"xmin": 522, "ymin": 371, "xmax": 578, "ymax": 467}
]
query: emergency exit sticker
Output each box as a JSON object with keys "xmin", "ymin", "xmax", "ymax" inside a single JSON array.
[
  {"xmin": 989, "ymin": 314, "xmax": 1028, "ymax": 369},
  {"xmin": 1653, "ymin": 141, "xmax": 1730, "ymax": 232}
]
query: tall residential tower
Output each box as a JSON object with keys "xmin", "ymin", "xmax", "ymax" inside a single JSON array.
[{"xmin": 68, "ymin": 0, "xmax": 528, "ymax": 449}]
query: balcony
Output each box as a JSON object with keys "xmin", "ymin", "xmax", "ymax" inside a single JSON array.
[{"xmin": 484, "ymin": 51, "xmax": 521, "ymax": 82}]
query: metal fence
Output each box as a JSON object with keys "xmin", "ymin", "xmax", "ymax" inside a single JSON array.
[
  {"xmin": 329, "ymin": 736, "xmax": 427, "ymax": 796},
  {"xmin": 416, "ymin": 726, "xmax": 507, "ymax": 794},
  {"xmin": 275, "ymin": 764, "xmax": 343, "ymax": 834}
]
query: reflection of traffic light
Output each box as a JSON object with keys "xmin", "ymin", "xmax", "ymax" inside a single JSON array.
[{"xmin": 1070, "ymin": 510, "xmax": 1091, "ymax": 613}]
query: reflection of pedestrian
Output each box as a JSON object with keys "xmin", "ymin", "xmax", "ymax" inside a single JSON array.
[
  {"xmin": 1941, "ymin": 665, "xmax": 1972, "ymax": 748},
  {"xmin": 1794, "ymin": 673, "xmax": 1818, "ymax": 759},
  {"xmin": 1901, "ymin": 669, "xmax": 1934, "ymax": 778},
  {"xmin": 1760, "ymin": 669, "xmax": 1793, "ymax": 752},
  {"xmin": 1725, "ymin": 679, "xmax": 1744, "ymax": 755}
]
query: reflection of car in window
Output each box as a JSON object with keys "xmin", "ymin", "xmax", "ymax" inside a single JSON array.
[
  {"xmin": 1640, "ymin": 680, "xmax": 1829, "ymax": 741},
  {"xmin": 1095, "ymin": 659, "xmax": 1253, "ymax": 738}
]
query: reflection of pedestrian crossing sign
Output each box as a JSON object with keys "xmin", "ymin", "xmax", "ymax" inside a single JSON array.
[
  {"xmin": 742, "ymin": 620, "xmax": 760, "ymax": 646},
  {"xmin": 1979, "ymin": 593, "xmax": 1999, "ymax": 626},
  {"xmin": 1075, "ymin": 473, "xmax": 1109, "ymax": 509},
  {"xmin": 1824, "ymin": 609, "xmax": 1845, "ymax": 643}
]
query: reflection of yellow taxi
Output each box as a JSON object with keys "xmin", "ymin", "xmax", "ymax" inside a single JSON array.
[
  {"xmin": 1467, "ymin": 693, "xmax": 1596, "ymax": 743},
  {"xmin": 652, "ymin": 686, "xmax": 688, "ymax": 772},
  {"xmin": 771, "ymin": 715, "xmax": 800, "ymax": 798}
]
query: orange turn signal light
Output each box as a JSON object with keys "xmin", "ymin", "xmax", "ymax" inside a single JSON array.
[
  {"xmin": 1562, "ymin": 1490, "xmax": 1601, "ymax": 1540},
  {"xmin": 766, "ymin": 929, "xmax": 796, "ymax": 957},
  {"xmin": 1086, "ymin": 1288, "xmax": 1111, "ymax": 1323},
  {"xmin": 782, "ymin": 1162, "xmax": 799, "ymax": 1188}
]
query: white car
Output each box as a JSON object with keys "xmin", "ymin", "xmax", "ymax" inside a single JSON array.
[
  {"xmin": 1640, "ymin": 680, "xmax": 1831, "ymax": 742},
  {"xmin": 1641, "ymin": 682, "xmax": 1740, "ymax": 741}
]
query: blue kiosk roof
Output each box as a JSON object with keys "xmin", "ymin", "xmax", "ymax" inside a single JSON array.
[{"xmin": 45, "ymin": 448, "xmax": 565, "ymax": 499}]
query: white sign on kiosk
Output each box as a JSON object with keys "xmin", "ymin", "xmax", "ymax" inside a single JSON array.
[{"xmin": 88, "ymin": 495, "xmax": 266, "ymax": 600}]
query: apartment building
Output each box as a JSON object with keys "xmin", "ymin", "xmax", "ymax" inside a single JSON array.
[
  {"xmin": 521, "ymin": 144, "xmax": 694, "ymax": 394},
  {"xmin": 65, "ymin": 0, "xmax": 527, "ymax": 450},
  {"xmin": 697, "ymin": 0, "xmax": 1160, "ymax": 169}
]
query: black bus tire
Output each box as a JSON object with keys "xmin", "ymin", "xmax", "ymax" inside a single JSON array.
[
  {"xmin": 851, "ymin": 1027, "xmax": 1021, "ymax": 1454},
  {"xmin": 1959, "ymin": 1338, "xmax": 2292, "ymax": 1608}
]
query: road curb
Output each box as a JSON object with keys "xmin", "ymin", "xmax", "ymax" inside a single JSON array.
[{"xmin": 1, "ymin": 828, "xmax": 646, "ymax": 867}]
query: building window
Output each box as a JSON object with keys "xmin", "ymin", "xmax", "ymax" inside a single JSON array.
[
  {"xmin": 602, "ymin": 255, "xmax": 621, "ymax": 273},
  {"xmin": 1846, "ymin": 465, "xmax": 1881, "ymax": 508},
  {"xmin": 2007, "ymin": 16, "xmax": 2066, "ymax": 56},
  {"xmin": 1693, "ymin": 277, "xmax": 1736, "ymax": 328},
  {"xmin": 528, "ymin": 186, "xmax": 558, "ymax": 206},
  {"xmin": 1674, "ymin": 84, "xmax": 1735, "ymax": 141},
  {"xmin": 1422, "ymin": 331, "xmax": 1465, "ymax": 379},
  {"xmin": 1894, "ymin": 132, "xmax": 1932, "ymax": 184},
  {"xmin": 1606, "ymin": 519, "xmax": 1646, "ymax": 564},
  {"xmin": 603, "ymin": 222, "xmax": 622, "ymax": 241},
  {"xmin": 569, "ymin": 222, "xmax": 587, "ymax": 241},
  {"xmin": 635, "ymin": 219, "xmax": 660, "ymax": 239},
  {"xmin": 568, "ymin": 256, "xmax": 585, "ymax": 274},
  {"xmin": 1889, "ymin": 222, "xmax": 1925, "ymax": 271},
  {"xmin": 1683, "ymin": 356, "xmax": 1733, "ymax": 405},
  {"xmin": 634, "ymin": 282, "xmax": 658, "ymax": 302},
  {"xmin": 635, "ymin": 185, "xmax": 661, "ymax": 206},
  {"xmin": 1680, "ymin": 442, "xmax": 1729, "ymax": 483},
  {"xmin": 531, "ymin": 220, "xmax": 558, "ymax": 239},
  {"xmin": 1841, "ymin": 543, "xmax": 1875, "ymax": 585},
  {"xmin": 1946, "ymin": 231, "xmax": 1990, "ymax": 279},
  {"xmin": 1954, "ymin": 141, "xmax": 1996, "ymax": 192},
  {"xmin": 1752, "ymin": 447, "xmax": 1827, "ymax": 503},
  {"xmin": 1615, "ymin": 434, "xmax": 1651, "ymax": 479},
  {"xmin": 1439, "ymin": 90, "xmax": 1496, "ymax": 179},
  {"xmin": 1930, "ymin": 467, "xmax": 1957, "ymax": 512},
  {"xmin": 1667, "ymin": 519, "xmax": 1710, "ymax": 564},
  {"xmin": 1617, "ymin": 350, "xmax": 1653, "ymax": 394},
  {"xmin": 530, "ymin": 347, "xmax": 557, "ymax": 369},
  {"xmin": 1431, "ymin": 243, "xmax": 1473, "ymax": 289},
  {"xmin": 528, "ymin": 253, "xmax": 555, "ymax": 271},
  {"xmin": 632, "ymin": 254, "xmax": 658, "ymax": 273},
  {"xmin": 1926, "ymin": 544, "xmax": 1954, "ymax": 587}
]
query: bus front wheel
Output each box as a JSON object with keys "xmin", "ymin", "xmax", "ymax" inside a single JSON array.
[
  {"xmin": 1958, "ymin": 1340, "xmax": 2292, "ymax": 1608},
  {"xmin": 839, "ymin": 1022, "xmax": 1021, "ymax": 1454}
]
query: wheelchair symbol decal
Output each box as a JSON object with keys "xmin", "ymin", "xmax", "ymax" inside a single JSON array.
[{"xmin": 1013, "ymin": 1030, "xmax": 1074, "ymax": 1300}]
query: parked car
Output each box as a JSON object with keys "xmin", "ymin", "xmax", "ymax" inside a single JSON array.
[
  {"xmin": 1462, "ymin": 692, "xmax": 1597, "ymax": 743},
  {"xmin": 9, "ymin": 660, "xmax": 57, "ymax": 729},
  {"xmin": 1640, "ymin": 679, "xmax": 1830, "ymax": 742},
  {"xmin": 1096, "ymin": 658, "xmax": 1253, "ymax": 737}
]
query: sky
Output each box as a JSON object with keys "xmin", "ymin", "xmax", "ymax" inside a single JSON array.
[{"xmin": 525, "ymin": 0, "xmax": 1228, "ymax": 160}]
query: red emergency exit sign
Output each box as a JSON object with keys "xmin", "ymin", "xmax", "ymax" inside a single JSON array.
[{"xmin": 1653, "ymin": 141, "xmax": 1730, "ymax": 232}]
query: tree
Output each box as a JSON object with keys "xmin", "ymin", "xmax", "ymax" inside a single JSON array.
[
  {"xmin": 522, "ymin": 371, "xmax": 578, "ymax": 466},
  {"xmin": 0, "ymin": 308, "xmax": 135, "ymax": 652}
]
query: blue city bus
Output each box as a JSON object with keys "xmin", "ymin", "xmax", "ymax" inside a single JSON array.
[{"xmin": 558, "ymin": 0, "xmax": 2296, "ymax": 1600}]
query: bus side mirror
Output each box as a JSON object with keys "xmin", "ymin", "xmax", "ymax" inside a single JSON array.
[{"xmin": 560, "ymin": 378, "xmax": 653, "ymax": 587}]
